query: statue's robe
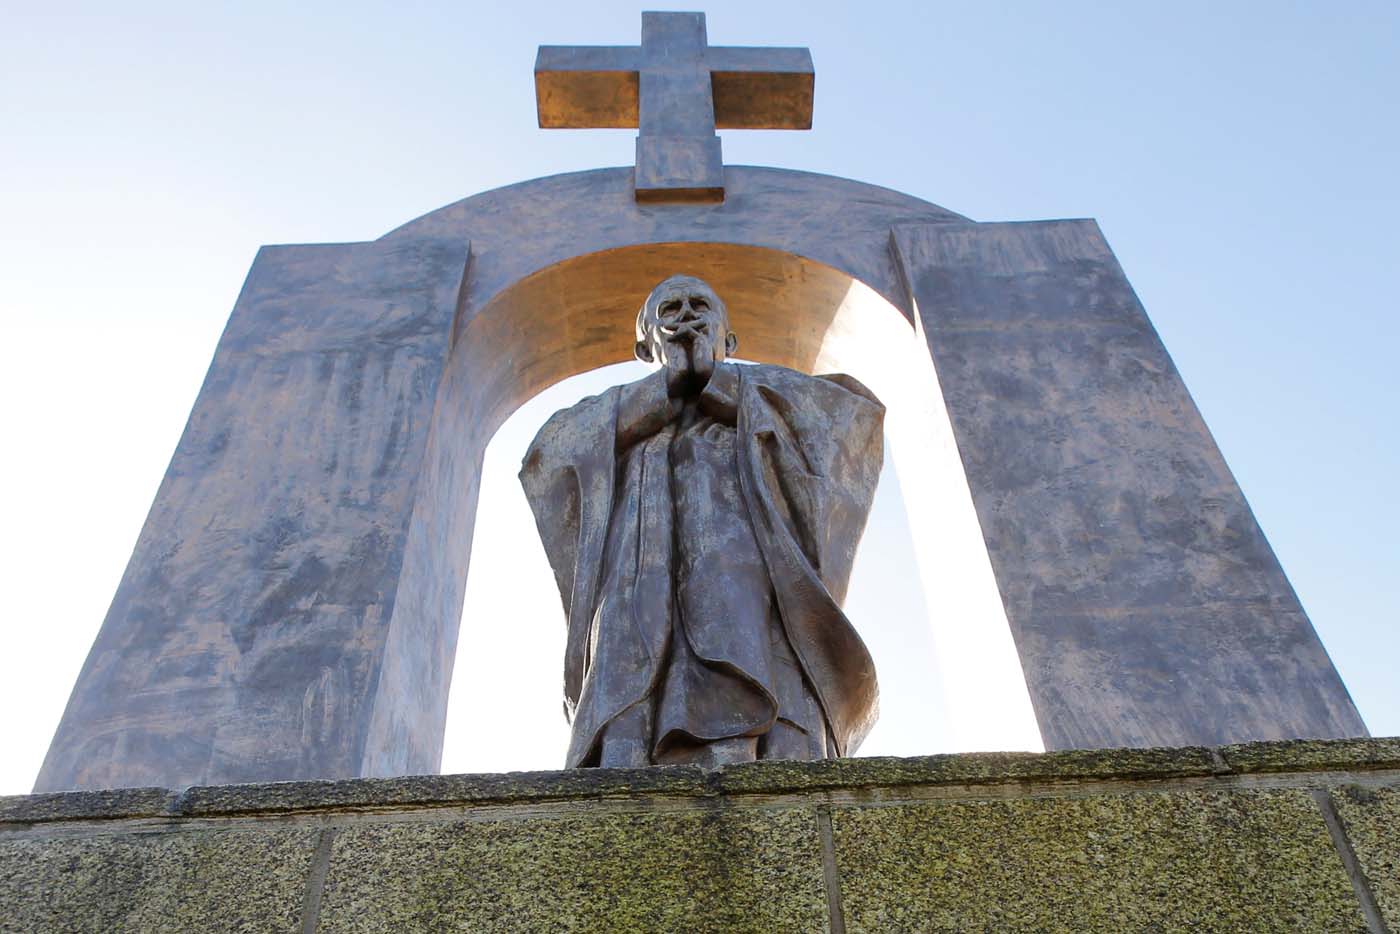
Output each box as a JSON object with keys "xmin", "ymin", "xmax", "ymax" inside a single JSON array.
[{"xmin": 521, "ymin": 362, "xmax": 884, "ymax": 767}]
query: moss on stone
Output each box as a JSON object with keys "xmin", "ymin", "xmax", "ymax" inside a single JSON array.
[
  {"xmin": 316, "ymin": 804, "xmax": 826, "ymax": 933},
  {"xmin": 175, "ymin": 764, "xmax": 713, "ymax": 818},
  {"xmin": 712, "ymin": 744, "xmax": 1219, "ymax": 796},
  {"xmin": 1330, "ymin": 784, "xmax": 1400, "ymax": 930},
  {"xmin": 6, "ymin": 738, "xmax": 1398, "ymax": 827},
  {"xmin": 0, "ymin": 826, "xmax": 319, "ymax": 933},
  {"xmin": 0, "ymin": 787, "xmax": 173, "ymax": 825},
  {"xmin": 1220, "ymin": 737, "xmax": 1400, "ymax": 774},
  {"xmin": 830, "ymin": 788, "xmax": 1367, "ymax": 933},
  {"xmin": 3, "ymin": 739, "xmax": 1398, "ymax": 932}
]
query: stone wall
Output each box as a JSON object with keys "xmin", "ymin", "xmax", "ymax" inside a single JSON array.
[{"xmin": 3, "ymin": 738, "xmax": 1397, "ymax": 932}]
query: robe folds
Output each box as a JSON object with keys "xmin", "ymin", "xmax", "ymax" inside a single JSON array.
[{"xmin": 520, "ymin": 361, "xmax": 884, "ymax": 768}]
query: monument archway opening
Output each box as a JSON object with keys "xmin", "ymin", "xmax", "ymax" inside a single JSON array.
[{"xmin": 436, "ymin": 243, "xmax": 1043, "ymax": 772}]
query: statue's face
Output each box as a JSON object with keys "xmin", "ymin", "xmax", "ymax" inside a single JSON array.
[{"xmin": 636, "ymin": 276, "xmax": 738, "ymax": 366}]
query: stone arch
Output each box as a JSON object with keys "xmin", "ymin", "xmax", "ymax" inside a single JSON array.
[
  {"xmin": 363, "ymin": 233, "xmax": 1035, "ymax": 776},
  {"xmin": 354, "ymin": 167, "xmax": 995, "ymax": 777},
  {"xmin": 456, "ymin": 241, "xmax": 910, "ymax": 435},
  {"xmin": 380, "ymin": 165, "xmax": 967, "ymax": 324}
]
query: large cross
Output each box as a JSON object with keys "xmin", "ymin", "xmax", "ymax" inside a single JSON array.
[{"xmin": 535, "ymin": 11, "xmax": 814, "ymax": 203}]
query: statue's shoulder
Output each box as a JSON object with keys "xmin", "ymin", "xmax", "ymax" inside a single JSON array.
[
  {"xmin": 743, "ymin": 363, "xmax": 883, "ymax": 411},
  {"xmin": 526, "ymin": 382, "xmax": 624, "ymax": 457},
  {"xmin": 546, "ymin": 382, "xmax": 623, "ymax": 423}
]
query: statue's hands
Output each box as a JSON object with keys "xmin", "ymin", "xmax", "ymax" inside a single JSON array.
[
  {"xmin": 690, "ymin": 342, "xmax": 715, "ymax": 390},
  {"xmin": 663, "ymin": 344, "xmax": 694, "ymax": 400},
  {"xmin": 665, "ymin": 336, "xmax": 716, "ymax": 398},
  {"xmin": 663, "ymin": 331, "xmax": 719, "ymax": 410}
]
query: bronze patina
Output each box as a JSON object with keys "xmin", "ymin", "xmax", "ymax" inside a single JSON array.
[{"xmin": 521, "ymin": 275, "xmax": 884, "ymax": 768}]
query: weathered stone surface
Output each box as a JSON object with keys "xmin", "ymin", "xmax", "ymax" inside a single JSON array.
[
  {"xmin": 1222, "ymin": 736, "xmax": 1400, "ymax": 774},
  {"xmin": 1, "ymin": 745, "xmax": 1223, "ymax": 825},
  {"xmin": 0, "ymin": 787, "xmax": 172, "ymax": 825},
  {"xmin": 0, "ymin": 826, "xmax": 318, "ymax": 933},
  {"xmin": 831, "ymin": 789, "xmax": 1366, "ymax": 932},
  {"xmin": 36, "ymin": 236, "xmax": 472, "ymax": 794},
  {"xmin": 7, "ymin": 740, "xmax": 1382, "ymax": 826},
  {"xmin": 892, "ymin": 220, "xmax": 1367, "ymax": 749},
  {"xmin": 316, "ymin": 806, "xmax": 826, "ymax": 933},
  {"xmin": 174, "ymin": 765, "xmax": 712, "ymax": 817},
  {"xmin": 1, "ymin": 741, "xmax": 1396, "ymax": 932},
  {"xmin": 1330, "ymin": 784, "xmax": 1400, "ymax": 929},
  {"xmin": 710, "ymin": 744, "xmax": 1221, "ymax": 795}
]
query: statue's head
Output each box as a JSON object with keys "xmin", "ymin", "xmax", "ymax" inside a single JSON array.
[{"xmin": 634, "ymin": 274, "xmax": 738, "ymax": 366}]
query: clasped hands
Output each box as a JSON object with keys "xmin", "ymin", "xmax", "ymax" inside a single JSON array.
[{"xmin": 662, "ymin": 326, "xmax": 717, "ymax": 405}]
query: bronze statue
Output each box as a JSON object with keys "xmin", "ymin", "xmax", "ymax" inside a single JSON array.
[{"xmin": 521, "ymin": 275, "xmax": 884, "ymax": 768}]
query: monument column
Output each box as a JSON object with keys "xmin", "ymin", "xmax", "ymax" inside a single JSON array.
[
  {"xmin": 35, "ymin": 236, "xmax": 470, "ymax": 791},
  {"xmin": 892, "ymin": 219, "xmax": 1367, "ymax": 748}
]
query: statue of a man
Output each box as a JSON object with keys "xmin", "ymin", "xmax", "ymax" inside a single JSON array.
[{"xmin": 521, "ymin": 275, "xmax": 884, "ymax": 768}]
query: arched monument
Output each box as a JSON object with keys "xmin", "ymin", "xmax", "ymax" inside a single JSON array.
[{"xmin": 35, "ymin": 12, "xmax": 1365, "ymax": 792}]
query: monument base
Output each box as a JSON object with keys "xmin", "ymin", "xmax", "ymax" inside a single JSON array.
[{"xmin": 3, "ymin": 738, "xmax": 1397, "ymax": 931}]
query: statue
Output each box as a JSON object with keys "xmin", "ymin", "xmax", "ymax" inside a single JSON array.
[{"xmin": 520, "ymin": 275, "xmax": 884, "ymax": 768}]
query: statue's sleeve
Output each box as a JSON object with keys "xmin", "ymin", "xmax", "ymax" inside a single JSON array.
[
  {"xmin": 518, "ymin": 387, "xmax": 619, "ymax": 711},
  {"xmin": 811, "ymin": 372, "xmax": 885, "ymax": 597},
  {"xmin": 518, "ymin": 371, "xmax": 672, "ymax": 712},
  {"xmin": 740, "ymin": 368, "xmax": 885, "ymax": 600},
  {"xmin": 736, "ymin": 365, "xmax": 885, "ymax": 754}
]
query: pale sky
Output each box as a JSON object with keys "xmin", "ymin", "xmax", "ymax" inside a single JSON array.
[{"xmin": 2, "ymin": 1, "xmax": 1396, "ymax": 794}]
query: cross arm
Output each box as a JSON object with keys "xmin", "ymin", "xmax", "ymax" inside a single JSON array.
[
  {"xmin": 707, "ymin": 47, "xmax": 814, "ymax": 130},
  {"xmin": 535, "ymin": 46, "xmax": 643, "ymax": 128}
]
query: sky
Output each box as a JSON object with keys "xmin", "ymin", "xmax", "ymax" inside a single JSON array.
[{"xmin": 1, "ymin": 1, "xmax": 1396, "ymax": 794}]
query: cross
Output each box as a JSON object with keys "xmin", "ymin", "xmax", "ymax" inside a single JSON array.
[{"xmin": 535, "ymin": 12, "xmax": 814, "ymax": 203}]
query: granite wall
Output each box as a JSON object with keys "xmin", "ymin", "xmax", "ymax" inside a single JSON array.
[{"xmin": 3, "ymin": 738, "xmax": 1396, "ymax": 932}]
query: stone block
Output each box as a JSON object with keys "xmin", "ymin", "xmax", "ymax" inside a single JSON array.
[
  {"xmin": 0, "ymin": 787, "xmax": 172, "ymax": 824},
  {"xmin": 1330, "ymin": 784, "xmax": 1400, "ymax": 929},
  {"xmin": 830, "ymin": 788, "xmax": 1365, "ymax": 932},
  {"xmin": 317, "ymin": 805, "xmax": 826, "ymax": 933},
  {"xmin": 0, "ymin": 826, "xmax": 319, "ymax": 933},
  {"xmin": 1222, "ymin": 737, "xmax": 1400, "ymax": 774},
  {"xmin": 710, "ymin": 745, "xmax": 1219, "ymax": 796}
]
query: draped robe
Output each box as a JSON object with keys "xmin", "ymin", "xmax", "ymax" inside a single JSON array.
[{"xmin": 520, "ymin": 361, "xmax": 884, "ymax": 767}]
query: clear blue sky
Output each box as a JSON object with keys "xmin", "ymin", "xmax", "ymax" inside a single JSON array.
[{"xmin": 1, "ymin": 2, "xmax": 1396, "ymax": 793}]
